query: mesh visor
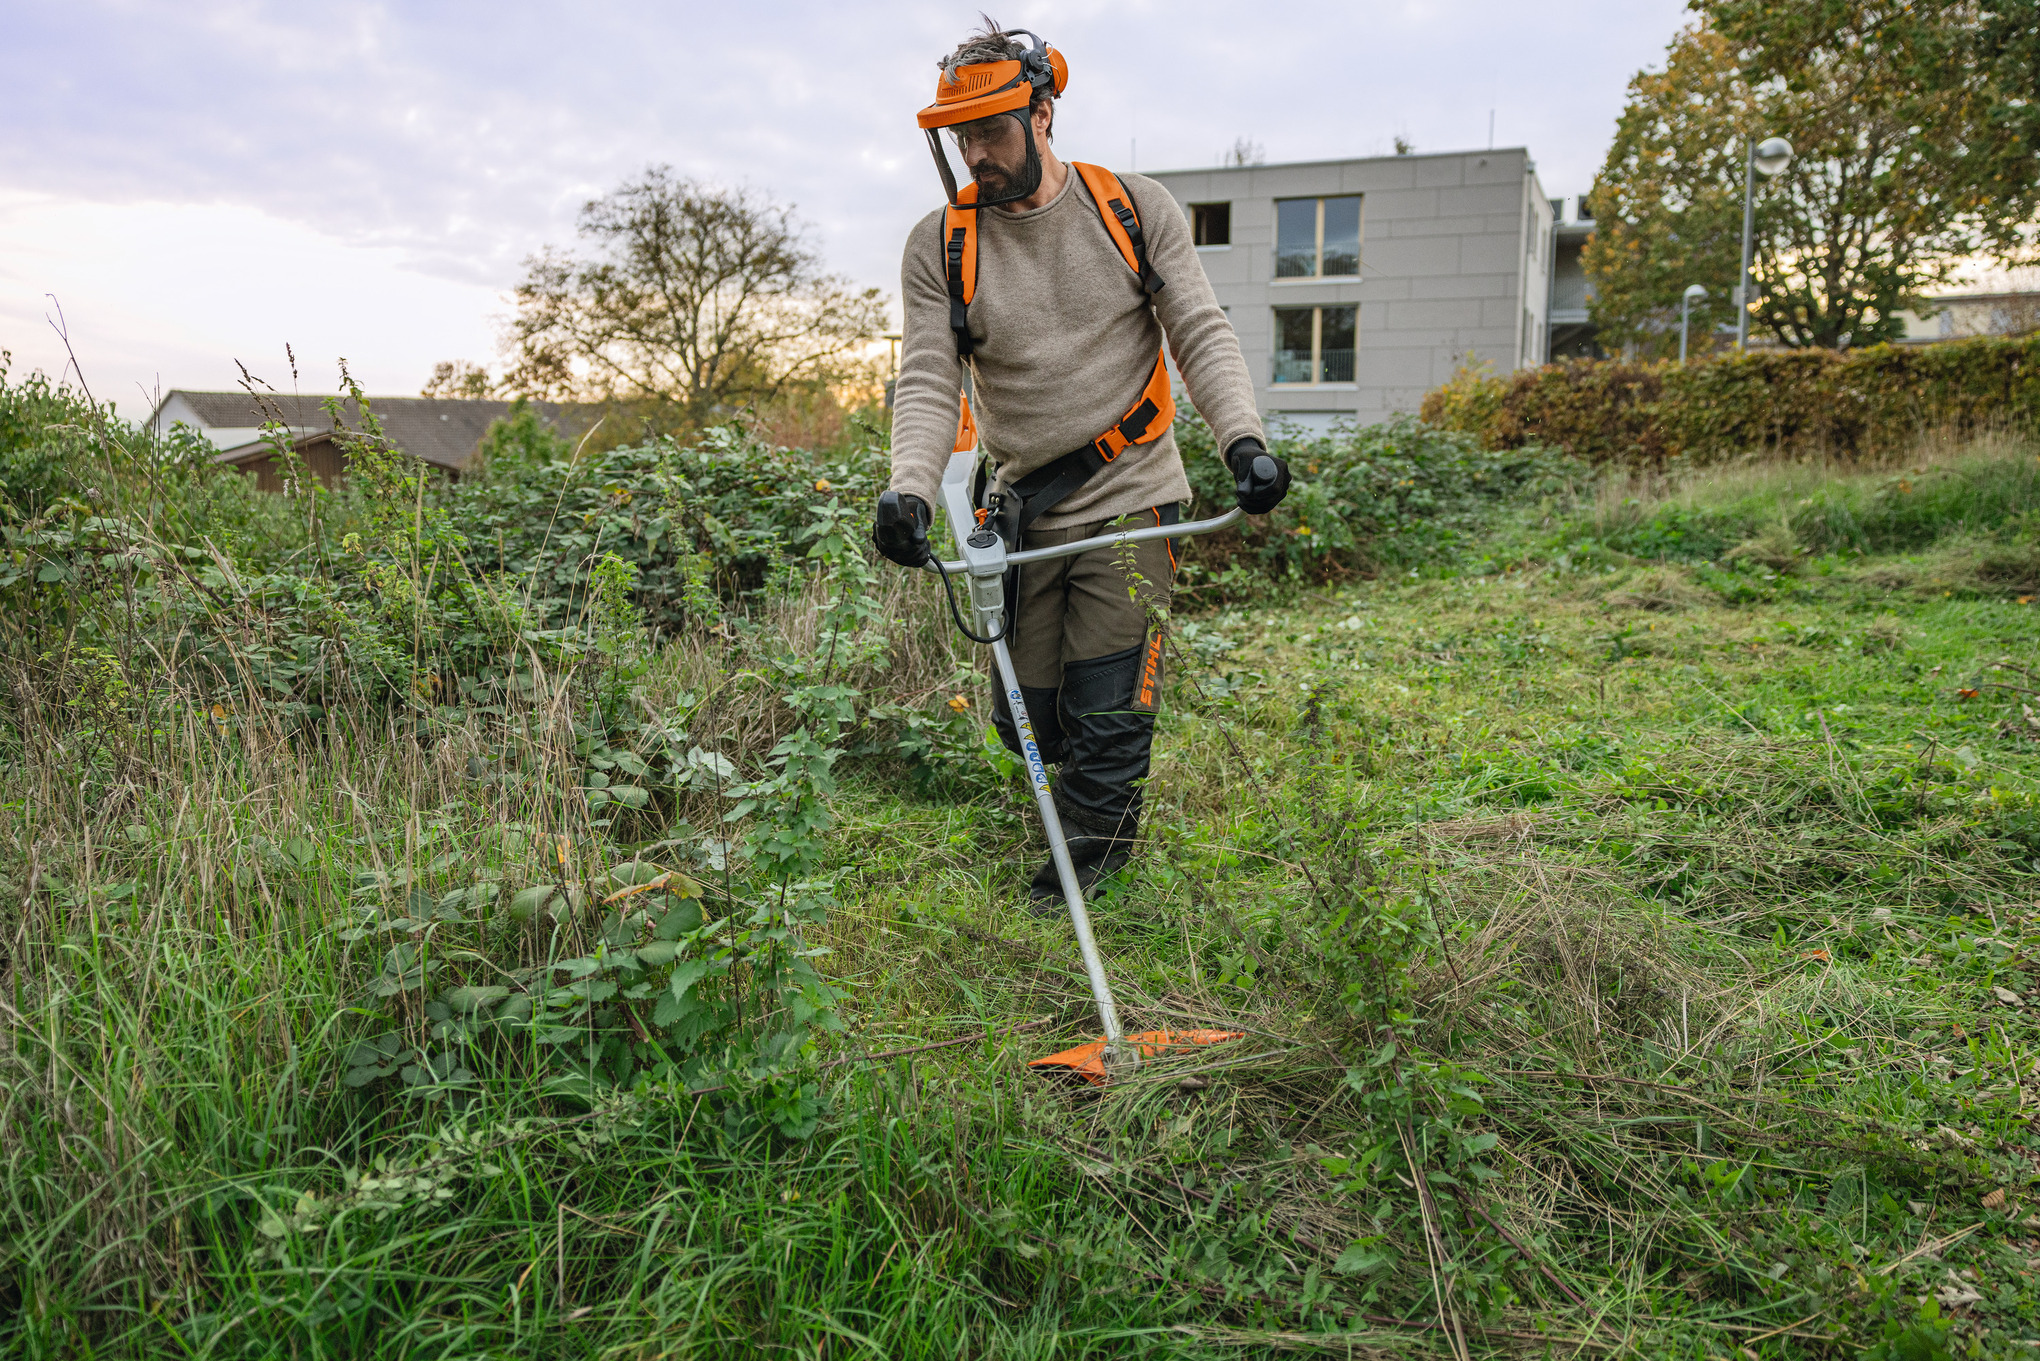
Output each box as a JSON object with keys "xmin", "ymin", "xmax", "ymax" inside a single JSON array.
[{"xmin": 923, "ymin": 108, "xmax": 1040, "ymax": 209}]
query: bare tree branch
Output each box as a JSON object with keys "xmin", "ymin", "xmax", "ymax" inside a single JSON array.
[{"xmin": 503, "ymin": 167, "xmax": 888, "ymax": 434}]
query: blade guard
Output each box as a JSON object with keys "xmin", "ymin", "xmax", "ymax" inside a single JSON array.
[{"xmin": 1028, "ymin": 1028, "xmax": 1244, "ymax": 1086}]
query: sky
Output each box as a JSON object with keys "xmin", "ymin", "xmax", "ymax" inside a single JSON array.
[{"xmin": 0, "ymin": 0, "xmax": 1694, "ymax": 415}]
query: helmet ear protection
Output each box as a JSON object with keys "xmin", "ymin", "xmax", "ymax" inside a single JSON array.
[
  {"xmin": 1014, "ymin": 30, "xmax": 1067, "ymax": 97},
  {"xmin": 917, "ymin": 28, "xmax": 1065, "ymax": 210}
]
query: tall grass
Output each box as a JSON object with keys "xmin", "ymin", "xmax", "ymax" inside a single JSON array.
[
  {"xmin": 1584, "ymin": 428, "xmax": 2040, "ymax": 564},
  {"xmin": 8, "ymin": 361, "xmax": 2040, "ymax": 1357}
]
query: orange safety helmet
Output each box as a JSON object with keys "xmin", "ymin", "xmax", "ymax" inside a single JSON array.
[{"xmin": 917, "ymin": 29, "xmax": 1068, "ymax": 209}]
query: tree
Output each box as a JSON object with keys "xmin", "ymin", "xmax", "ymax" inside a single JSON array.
[
  {"xmin": 1583, "ymin": 7, "xmax": 2035, "ymax": 356},
  {"xmin": 504, "ymin": 167, "xmax": 887, "ymax": 435},
  {"xmin": 1711, "ymin": 0, "xmax": 2040, "ymax": 258},
  {"xmin": 420, "ymin": 360, "xmax": 497, "ymax": 399}
]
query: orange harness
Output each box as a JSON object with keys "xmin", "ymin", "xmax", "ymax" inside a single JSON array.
[{"xmin": 943, "ymin": 164, "xmax": 1175, "ymax": 530}]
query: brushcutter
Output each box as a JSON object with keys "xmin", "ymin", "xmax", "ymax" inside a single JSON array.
[{"xmin": 921, "ymin": 447, "xmax": 1244, "ymax": 1083}]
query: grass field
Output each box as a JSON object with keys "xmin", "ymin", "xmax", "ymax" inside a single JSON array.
[{"xmin": 8, "ymin": 432, "xmax": 2040, "ymax": 1358}]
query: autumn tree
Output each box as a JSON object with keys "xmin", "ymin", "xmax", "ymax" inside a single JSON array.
[
  {"xmin": 1584, "ymin": 4, "xmax": 2037, "ymax": 356},
  {"xmin": 504, "ymin": 167, "xmax": 887, "ymax": 436},
  {"xmin": 420, "ymin": 360, "xmax": 497, "ymax": 399},
  {"xmin": 1712, "ymin": 0, "xmax": 2040, "ymax": 249}
]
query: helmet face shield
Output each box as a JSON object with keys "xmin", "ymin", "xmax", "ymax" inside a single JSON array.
[
  {"xmin": 917, "ymin": 29, "xmax": 1066, "ymax": 210},
  {"xmin": 923, "ymin": 108, "xmax": 1042, "ymax": 208}
]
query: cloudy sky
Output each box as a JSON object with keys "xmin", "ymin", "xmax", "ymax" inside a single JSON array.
[{"xmin": 1, "ymin": 0, "xmax": 1691, "ymax": 414}]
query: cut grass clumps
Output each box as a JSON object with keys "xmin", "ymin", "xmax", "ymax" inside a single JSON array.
[{"xmin": 1599, "ymin": 564, "xmax": 1715, "ymax": 612}]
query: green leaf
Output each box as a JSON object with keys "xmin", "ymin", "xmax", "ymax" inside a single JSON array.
[
  {"xmin": 509, "ymin": 885, "xmax": 561, "ymax": 921},
  {"xmin": 635, "ymin": 940, "xmax": 682, "ymax": 966},
  {"xmin": 443, "ymin": 985, "xmax": 510, "ymax": 1013},
  {"xmin": 669, "ymin": 959, "xmax": 710, "ymax": 999},
  {"xmin": 1333, "ymin": 1244, "xmax": 1390, "ymax": 1275},
  {"xmin": 652, "ymin": 989, "xmax": 702, "ymax": 1026}
]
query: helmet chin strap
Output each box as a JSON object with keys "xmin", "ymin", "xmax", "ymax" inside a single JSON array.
[{"xmin": 926, "ymin": 106, "xmax": 1044, "ymax": 211}]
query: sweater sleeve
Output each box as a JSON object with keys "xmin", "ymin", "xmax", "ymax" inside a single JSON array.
[
  {"xmin": 887, "ymin": 210, "xmax": 965, "ymax": 508},
  {"xmin": 1125, "ymin": 173, "xmax": 1264, "ymax": 459}
]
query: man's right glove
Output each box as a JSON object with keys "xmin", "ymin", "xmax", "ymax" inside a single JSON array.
[
  {"xmin": 1225, "ymin": 437, "xmax": 1291, "ymax": 515},
  {"xmin": 873, "ymin": 490, "xmax": 933, "ymax": 567}
]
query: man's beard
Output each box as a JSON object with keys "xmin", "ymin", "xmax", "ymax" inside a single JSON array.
[{"xmin": 971, "ymin": 162, "xmax": 1016, "ymax": 194}]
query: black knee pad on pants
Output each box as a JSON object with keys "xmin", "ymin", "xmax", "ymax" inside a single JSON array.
[
  {"xmin": 1053, "ymin": 642, "xmax": 1155, "ymax": 841},
  {"xmin": 992, "ymin": 683, "xmax": 1067, "ymax": 765}
]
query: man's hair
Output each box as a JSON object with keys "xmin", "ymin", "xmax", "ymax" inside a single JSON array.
[{"xmin": 941, "ymin": 13, "xmax": 1057, "ymax": 131}]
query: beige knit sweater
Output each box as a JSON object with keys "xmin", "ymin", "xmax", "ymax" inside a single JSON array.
[{"xmin": 889, "ymin": 167, "xmax": 1263, "ymax": 529}]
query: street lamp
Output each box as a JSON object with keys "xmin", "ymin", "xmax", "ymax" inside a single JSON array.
[
  {"xmin": 1680, "ymin": 284, "xmax": 1708, "ymax": 363},
  {"xmin": 882, "ymin": 331, "xmax": 903, "ymax": 409},
  {"xmin": 1736, "ymin": 135, "xmax": 1793, "ymax": 350}
]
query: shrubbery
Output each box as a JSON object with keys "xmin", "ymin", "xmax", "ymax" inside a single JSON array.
[
  {"xmin": 0, "ymin": 367, "xmax": 971, "ymax": 1127},
  {"xmin": 455, "ymin": 401, "xmax": 888, "ymax": 638},
  {"xmin": 1421, "ymin": 334, "xmax": 2040, "ymax": 468},
  {"xmin": 1176, "ymin": 412, "xmax": 1580, "ymax": 585}
]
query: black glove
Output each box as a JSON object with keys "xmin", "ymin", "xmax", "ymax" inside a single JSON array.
[
  {"xmin": 873, "ymin": 490, "xmax": 933, "ymax": 567},
  {"xmin": 1225, "ymin": 437, "xmax": 1290, "ymax": 515}
]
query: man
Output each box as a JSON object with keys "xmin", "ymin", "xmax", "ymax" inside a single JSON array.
[{"xmin": 872, "ymin": 20, "xmax": 1290, "ymax": 908}]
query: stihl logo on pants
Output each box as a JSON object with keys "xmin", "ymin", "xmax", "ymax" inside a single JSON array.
[{"xmin": 1137, "ymin": 632, "xmax": 1162, "ymax": 709}]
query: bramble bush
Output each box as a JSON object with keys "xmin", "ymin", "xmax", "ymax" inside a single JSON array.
[
  {"xmin": 0, "ymin": 364, "xmax": 942, "ymax": 1133},
  {"xmin": 1175, "ymin": 411, "xmax": 1580, "ymax": 586}
]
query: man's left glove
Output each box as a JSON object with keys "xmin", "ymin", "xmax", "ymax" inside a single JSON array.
[
  {"xmin": 873, "ymin": 490, "xmax": 933, "ymax": 567},
  {"xmin": 1225, "ymin": 437, "xmax": 1291, "ymax": 515}
]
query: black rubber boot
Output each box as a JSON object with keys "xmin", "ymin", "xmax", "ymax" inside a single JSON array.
[{"xmin": 1026, "ymin": 834, "xmax": 1135, "ymax": 914}]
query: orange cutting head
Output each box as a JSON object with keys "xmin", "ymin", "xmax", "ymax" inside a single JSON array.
[{"xmin": 1028, "ymin": 1029, "xmax": 1244, "ymax": 1087}]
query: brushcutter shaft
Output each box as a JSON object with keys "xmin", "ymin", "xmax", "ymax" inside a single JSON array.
[
  {"xmin": 988, "ymin": 636, "xmax": 1129, "ymax": 1063},
  {"xmin": 921, "ymin": 447, "xmax": 1247, "ymax": 1081}
]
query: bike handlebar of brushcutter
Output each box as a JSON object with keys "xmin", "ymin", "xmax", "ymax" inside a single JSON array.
[{"xmin": 921, "ymin": 506, "xmax": 1243, "ymax": 576}]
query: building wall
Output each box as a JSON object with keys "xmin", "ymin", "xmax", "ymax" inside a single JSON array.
[
  {"xmin": 230, "ymin": 437, "xmax": 350, "ymax": 493},
  {"xmin": 1147, "ymin": 149, "xmax": 1548, "ymax": 431}
]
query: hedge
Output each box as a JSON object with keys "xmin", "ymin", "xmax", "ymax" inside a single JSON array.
[{"xmin": 1419, "ymin": 334, "xmax": 2040, "ymax": 468}]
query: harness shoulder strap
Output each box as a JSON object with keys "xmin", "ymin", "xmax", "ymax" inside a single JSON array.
[
  {"xmin": 942, "ymin": 184, "xmax": 979, "ymax": 358},
  {"xmin": 1008, "ymin": 350, "xmax": 1177, "ymax": 532},
  {"xmin": 1070, "ymin": 163, "xmax": 1165, "ymax": 296}
]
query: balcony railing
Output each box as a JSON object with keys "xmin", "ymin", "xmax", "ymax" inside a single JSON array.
[
  {"xmin": 1273, "ymin": 350, "xmax": 1357, "ymax": 384},
  {"xmin": 1272, "ymin": 351, "xmax": 1314, "ymax": 384}
]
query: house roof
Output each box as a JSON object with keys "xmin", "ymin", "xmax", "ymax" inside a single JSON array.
[{"xmin": 151, "ymin": 391, "xmax": 590, "ymax": 470}]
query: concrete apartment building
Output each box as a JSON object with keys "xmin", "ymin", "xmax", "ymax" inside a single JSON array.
[
  {"xmin": 1146, "ymin": 148, "xmax": 1554, "ymax": 432},
  {"xmin": 1546, "ymin": 194, "xmax": 1601, "ymax": 360}
]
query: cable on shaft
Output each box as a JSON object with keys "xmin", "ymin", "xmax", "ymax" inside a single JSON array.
[{"xmin": 929, "ymin": 555, "xmax": 1007, "ymax": 644}]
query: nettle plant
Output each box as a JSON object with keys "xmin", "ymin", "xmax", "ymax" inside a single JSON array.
[{"xmin": 343, "ymin": 499, "xmax": 886, "ymax": 1138}]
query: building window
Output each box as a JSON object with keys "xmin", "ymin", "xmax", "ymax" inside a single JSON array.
[
  {"xmin": 1191, "ymin": 202, "xmax": 1231, "ymax": 246},
  {"xmin": 1274, "ymin": 195, "xmax": 1361, "ymax": 278},
  {"xmin": 1272, "ymin": 305, "xmax": 1357, "ymax": 383}
]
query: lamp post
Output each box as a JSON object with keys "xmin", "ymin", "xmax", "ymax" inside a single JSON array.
[
  {"xmin": 882, "ymin": 331, "xmax": 902, "ymax": 409},
  {"xmin": 1680, "ymin": 284, "xmax": 1708, "ymax": 364},
  {"xmin": 1736, "ymin": 136, "xmax": 1794, "ymax": 350}
]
